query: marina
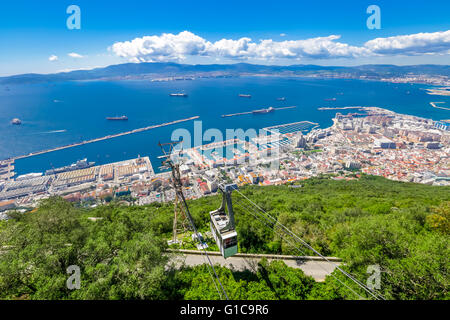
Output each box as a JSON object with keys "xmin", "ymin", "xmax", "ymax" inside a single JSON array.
[{"xmin": 263, "ymin": 121, "xmax": 319, "ymax": 135}]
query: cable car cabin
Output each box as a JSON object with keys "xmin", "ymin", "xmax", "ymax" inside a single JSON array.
[
  {"xmin": 210, "ymin": 211, "xmax": 238, "ymax": 258},
  {"xmin": 210, "ymin": 183, "xmax": 238, "ymax": 259}
]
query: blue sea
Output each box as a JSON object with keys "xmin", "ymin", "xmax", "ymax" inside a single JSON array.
[{"xmin": 0, "ymin": 77, "xmax": 449, "ymax": 176}]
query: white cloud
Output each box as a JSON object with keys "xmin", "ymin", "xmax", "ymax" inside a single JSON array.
[
  {"xmin": 109, "ymin": 30, "xmax": 450, "ymax": 63},
  {"xmin": 111, "ymin": 31, "xmax": 209, "ymax": 62},
  {"xmin": 365, "ymin": 30, "xmax": 450, "ymax": 55},
  {"xmin": 209, "ymin": 37, "xmax": 254, "ymax": 59},
  {"xmin": 68, "ymin": 52, "xmax": 84, "ymax": 58},
  {"xmin": 48, "ymin": 55, "xmax": 58, "ymax": 62},
  {"xmin": 247, "ymin": 36, "xmax": 370, "ymax": 60},
  {"xmin": 58, "ymin": 66, "xmax": 101, "ymax": 73}
]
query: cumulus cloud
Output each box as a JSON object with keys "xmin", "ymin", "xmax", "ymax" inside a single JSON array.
[
  {"xmin": 109, "ymin": 30, "xmax": 450, "ymax": 63},
  {"xmin": 365, "ymin": 30, "xmax": 450, "ymax": 55},
  {"xmin": 111, "ymin": 31, "xmax": 209, "ymax": 62},
  {"xmin": 248, "ymin": 36, "xmax": 370, "ymax": 60},
  {"xmin": 68, "ymin": 52, "xmax": 84, "ymax": 58},
  {"xmin": 48, "ymin": 55, "xmax": 58, "ymax": 62}
]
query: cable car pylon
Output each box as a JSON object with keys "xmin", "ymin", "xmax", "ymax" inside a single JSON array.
[
  {"xmin": 158, "ymin": 140, "xmax": 229, "ymax": 299},
  {"xmin": 158, "ymin": 141, "xmax": 189, "ymax": 244},
  {"xmin": 210, "ymin": 183, "xmax": 239, "ymax": 259}
]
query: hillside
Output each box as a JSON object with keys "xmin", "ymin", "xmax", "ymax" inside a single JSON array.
[
  {"xmin": 1, "ymin": 62, "xmax": 449, "ymax": 84},
  {"xmin": 0, "ymin": 175, "xmax": 448, "ymax": 300}
]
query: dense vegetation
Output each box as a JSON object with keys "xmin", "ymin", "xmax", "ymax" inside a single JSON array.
[{"xmin": 0, "ymin": 175, "xmax": 448, "ymax": 300}]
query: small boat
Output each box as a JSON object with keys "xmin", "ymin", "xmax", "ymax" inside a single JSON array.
[
  {"xmin": 238, "ymin": 94, "xmax": 251, "ymax": 98},
  {"xmin": 11, "ymin": 118, "xmax": 22, "ymax": 125},
  {"xmin": 324, "ymin": 98, "xmax": 337, "ymax": 101},
  {"xmin": 169, "ymin": 93, "xmax": 188, "ymax": 97},
  {"xmin": 277, "ymin": 97, "xmax": 286, "ymax": 101}
]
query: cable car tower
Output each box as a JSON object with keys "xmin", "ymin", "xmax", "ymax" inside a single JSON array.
[
  {"xmin": 158, "ymin": 141, "xmax": 230, "ymax": 299},
  {"xmin": 158, "ymin": 141, "xmax": 189, "ymax": 244},
  {"xmin": 210, "ymin": 183, "xmax": 239, "ymax": 259}
]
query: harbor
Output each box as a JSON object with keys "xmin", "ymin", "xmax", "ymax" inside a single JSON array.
[
  {"xmin": 8, "ymin": 116, "xmax": 200, "ymax": 162},
  {"xmin": 3, "ymin": 77, "xmax": 450, "ymax": 182}
]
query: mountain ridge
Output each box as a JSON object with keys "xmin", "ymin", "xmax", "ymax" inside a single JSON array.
[{"xmin": 1, "ymin": 62, "xmax": 449, "ymax": 84}]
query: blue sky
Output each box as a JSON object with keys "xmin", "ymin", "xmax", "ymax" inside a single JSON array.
[{"xmin": 0, "ymin": 0, "xmax": 449, "ymax": 76}]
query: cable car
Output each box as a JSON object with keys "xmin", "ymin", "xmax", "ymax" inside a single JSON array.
[{"xmin": 210, "ymin": 183, "xmax": 238, "ymax": 259}]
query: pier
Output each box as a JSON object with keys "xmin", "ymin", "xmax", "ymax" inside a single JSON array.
[
  {"xmin": 221, "ymin": 106, "xmax": 296, "ymax": 118},
  {"xmin": 318, "ymin": 106, "xmax": 364, "ymax": 111},
  {"xmin": 0, "ymin": 160, "xmax": 15, "ymax": 181},
  {"xmin": 9, "ymin": 116, "xmax": 200, "ymax": 161},
  {"xmin": 430, "ymin": 102, "xmax": 450, "ymax": 111}
]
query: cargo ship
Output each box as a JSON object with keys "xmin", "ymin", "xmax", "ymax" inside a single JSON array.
[
  {"xmin": 106, "ymin": 115, "xmax": 128, "ymax": 121},
  {"xmin": 45, "ymin": 158, "xmax": 95, "ymax": 175},
  {"xmin": 11, "ymin": 118, "xmax": 22, "ymax": 125},
  {"xmin": 238, "ymin": 94, "xmax": 251, "ymax": 98},
  {"xmin": 169, "ymin": 93, "xmax": 188, "ymax": 97},
  {"xmin": 252, "ymin": 107, "xmax": 275, "ymax": 114}
]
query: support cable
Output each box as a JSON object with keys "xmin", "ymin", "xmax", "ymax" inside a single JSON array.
[
  {"xmin": 234, "ymin": 190, "xmax": 385, "ymax": 300},
  {"xmin": 233, "ymin": 200, "xmax": 366, "ymax": 300}
]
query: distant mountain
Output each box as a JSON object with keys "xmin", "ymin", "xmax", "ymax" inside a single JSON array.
[{"xmin": 1, "ymin": 62, "xmax": 449, "ymax": 84}]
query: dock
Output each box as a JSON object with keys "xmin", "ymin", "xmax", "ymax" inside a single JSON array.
[
  {"xmin": 0, "ymin": 159, "xmax": 15, "ymax": 181},
  {"xmin": 9, "ymin": 116, "xmax": 200, "ymax": 161},
  {"xmin": 221, "ymin": 106, "xmax": 296, "ymax": 118},
  {"xmin": 430, "ymin": 102, "xmax": 450, "ymax": 111},
  {"xmin": 318, "ymin": 106, "xmax": 364, "ymax": 111}
]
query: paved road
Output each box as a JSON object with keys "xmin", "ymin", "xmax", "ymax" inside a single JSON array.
[{"xmin": 170, "ymin": 251, "xmax": 341, "ymax": 282}]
